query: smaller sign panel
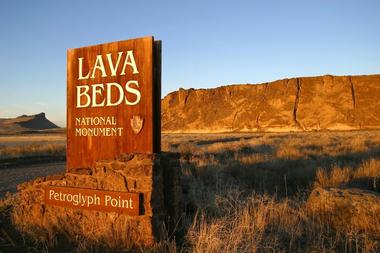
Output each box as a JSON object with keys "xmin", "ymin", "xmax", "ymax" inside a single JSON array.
[{"xmin": 45, "ymin": 186, "xmax": 140, "ymax": 215}]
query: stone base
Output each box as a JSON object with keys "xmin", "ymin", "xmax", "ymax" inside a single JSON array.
[{"xmin": 12, "ymin": 152, "xmax": 180, "ymax": 250}]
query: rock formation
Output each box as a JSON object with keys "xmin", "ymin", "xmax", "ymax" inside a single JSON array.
[
  {"xmin": 162, "ymin": 74, "xmax": 380, "ymax": 133},
  {"xmin": 0, "ymin": 112, "xmax": 59, "ymax": 134},
  {"xmin": 307, "ymin": 187, "xmax": 380, "ymax": 236}
]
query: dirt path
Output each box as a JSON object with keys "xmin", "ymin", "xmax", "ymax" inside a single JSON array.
[{"xmin": 0, "ymin": 162, "xmax": 65, "ymax": 198}]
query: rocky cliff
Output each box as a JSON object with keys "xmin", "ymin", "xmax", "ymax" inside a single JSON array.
[{"xmin": 162, "ymin": 74, "xmax": 380, "ymax": 133}]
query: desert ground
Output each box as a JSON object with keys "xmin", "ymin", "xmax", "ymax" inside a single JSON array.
[
  {"xmin": 0, "ymin": 134, "xmax": 65, "ymax": 167},
  {"xmin": 0, "ymin": 134, "xmax": 65, "ymax": 197},
  {"xmin": 1, "ymin": 130, "xmax": 380, "ymax": 252}
]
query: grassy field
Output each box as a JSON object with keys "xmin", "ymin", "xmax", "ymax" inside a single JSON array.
[
  {"xmin": 161, "ymin": 130, "xmax": 380, "ymax": 253},
  {"xmin": 1, "ymin": 130, "xmax": 380, "ymax": 252},
  {"xmin": 0, "ymin": 134, "xmax": 65, "ymax": 167}
]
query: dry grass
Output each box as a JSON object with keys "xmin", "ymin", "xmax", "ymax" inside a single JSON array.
[
  {"xmin": 0, "ymin": 143, "xmax": 66, "ymax": 160},
  {"xmin": 316, "ymin": 159, "xmax": 380, "ymax": 190},
  {"xmin": 163, "ymin": 131, "xmax": 380, "ymax": 195},
  {"xmin": 186, "ymin": 193, "xmax": 378, "ymax": 253},
  {"xmin": 0, "ymin": 134, "xmax": 66, "ymax": 165},
  {"xmin": 1, "ymin": 130, "xmax": 380, "ymax": 252},
  {"xmin": 0, "ymin": 143, "xmax": 66, "ymax": 168},
  {"xmin": 0, "ymin": 134, "xmax": 65, "ymax": 145},
  {"xmin": 161, "ymin": 130, "xmax": 380, "ymax": 253}
]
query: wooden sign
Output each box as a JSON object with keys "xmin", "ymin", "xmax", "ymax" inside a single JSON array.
[
  {"xmin": 67, "ymin": 36, "xmax": 161, "ymax": 171},
  {"xmin": 45, "ymin": 186, "xmax": 140, "ymax": 215}
]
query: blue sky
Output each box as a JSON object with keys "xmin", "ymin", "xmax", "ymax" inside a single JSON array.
[{"xmin": 0, "ymin": 0, "xmax": 379, "ymax": 126}]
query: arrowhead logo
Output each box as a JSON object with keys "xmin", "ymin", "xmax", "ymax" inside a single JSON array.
[{"xmin": 130, "ymin": 115, "xmax": 144, "ymax": 134}]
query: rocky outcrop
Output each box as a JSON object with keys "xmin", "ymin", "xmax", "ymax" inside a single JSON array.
[
  {"xmin": 307, "ymin": 187, "xmax": 380, "ymax": 236},
  {"xmin": 16, "ymin": 112, "xmax": 59, "ymax": 130},
  {"xmin": 0, "ymin": 112, "xmax": 59, "ymax": 134},
  {"xmin": 162, "ymin": 74, "xmax": 380, "ymax": 133}
]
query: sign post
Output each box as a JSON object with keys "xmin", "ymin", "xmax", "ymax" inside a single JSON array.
[
  {"xmin": 66, "ymin": 36, "xmax": 161, "ymax": 171},
  {"xmin": 13, "ymin": 37, "xmax": 179, "ymax": 249}
]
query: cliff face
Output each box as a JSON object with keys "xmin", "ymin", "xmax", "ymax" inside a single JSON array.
[{"xmin": 162, "ymin": 74, "xmax": 380, "ymax": 133}]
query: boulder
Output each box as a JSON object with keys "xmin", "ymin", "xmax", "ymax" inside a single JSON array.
[{"xmin": 307, "ymin": 187, "xmax": 380, "ymax": 236}]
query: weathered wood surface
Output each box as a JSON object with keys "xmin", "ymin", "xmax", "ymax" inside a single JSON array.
[
  {"xmin": 67, "ymin": 36, "xmax": 160, "ymax": 171},
  {"xmin": 45, "ymin": 186, "xmax": 140, "ymax": 215}
]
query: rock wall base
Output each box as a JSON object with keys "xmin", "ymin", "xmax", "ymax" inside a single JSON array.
[{"xmin": 12, "ymin": 153, "xmax": 180, "ymax": 250}]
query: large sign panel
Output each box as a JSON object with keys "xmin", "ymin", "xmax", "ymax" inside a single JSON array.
[{"xmin": 67, "ymin": 36, "xmax": 161, "ymax": 171}]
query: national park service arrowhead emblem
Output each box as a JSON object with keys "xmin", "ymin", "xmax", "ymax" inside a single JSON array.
[{"xmin": 130, "ymin": 115, "xmax": 144, "ymax": 134}]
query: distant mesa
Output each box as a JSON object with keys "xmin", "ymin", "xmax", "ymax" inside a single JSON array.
[
  {"xmin": 17, "ymin": 112, "xmax": 59, "ymax": 129},
  {"xmin": 162, "ymin": 74, "xmax": 380, "ymax": 133},
  {"xmin": 0, "ymin": 112, "xmax": 60, "ymax": 135}
]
